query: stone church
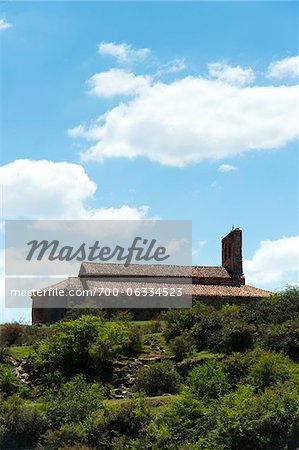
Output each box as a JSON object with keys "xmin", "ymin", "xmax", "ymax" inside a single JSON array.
[{"xmin": 32, "ymin": 228, "xmax": 272, "ymax": 324}]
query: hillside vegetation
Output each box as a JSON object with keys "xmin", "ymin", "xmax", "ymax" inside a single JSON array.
[{"xmin": 0, "ymin": 287, "xmax": 299, "ymax": 449}]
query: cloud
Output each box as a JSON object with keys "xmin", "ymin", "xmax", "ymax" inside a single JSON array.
[
  {"xmin": 98, "ymin": 41, "xmax": 150, "ymax": 64},
  {"xmin": 75, "ymin": 76, "xmax": 298, "ymax": 167},
  {"xmin": 67, "ymin": 124, "xmax": 85, "ymax": 138},
  {"xmin": 87, "ymin": 69, "xmax": 151, "ymax": 98},
  {"xmin": 0, "ymin": 19, "xmax": 12, "ymax": 30},
  {"xmin": 0, "ymin": 159, "xmax": 150, "ymax": 220},
  {"xmin": 208, "ymin": 62, "xmax": 255, "ymax": 85},
  {"xmin": 157, "ymin": 58, "xmax": 186, "ymax": 76},
  {"xmin": 219, "ymin": 164, "xmax": 238, "ymax": 173},
  {"xmin": 244, "ymin": 236, "xmax": 299, "ymax": 286},
  {"xmin": 192, "ymin": 240, "xmax": 207, "ymax": 257},
  {"xmin": 267, "ymin": 55, "xmax": 299, "ymax": 80}
]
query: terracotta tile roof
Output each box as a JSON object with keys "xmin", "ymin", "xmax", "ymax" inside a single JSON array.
[
  {"xmin": 38, "ymin": 277, "xmax": 271, "ymax": 300},
  {"xmin": 192, "ymin": 266, "xmax": 232, "ymax": 278},
  {"xmin": 79, "ymin": 263, "xmax": 191, "ymax": 278},
  {"xmin": 79, "ymin": 263, "xmax": 236, "ymax": 279},
  {"xmin": 192, "ymin": 283, "xmax": 272, "ymax": 298},
  {"xmin": 40, "ymin": 277, "xmax": 191, "ymax": 295}
]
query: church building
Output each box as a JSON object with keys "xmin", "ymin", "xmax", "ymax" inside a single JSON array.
[{"xmin": 32, "ymin": 228, "xmax": 272, "ymax": 324}]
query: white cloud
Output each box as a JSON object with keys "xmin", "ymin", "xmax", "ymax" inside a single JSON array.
[
  {"xmin": 75, "ymin": 76, "xmax": 298, "ymax": 167},
  {"xmin": 67, "ymin": 124, "xmax": 85, "ymax": 138},
  {"xmin": 208, "ymin": 62, "xmax": 255, "ymax": 85},
  {"xmin": 244, "ymin": 236, "xmax": 299, "ymax": 286},
  {"xmin": 87, "ymin": 69, "xmax": 151, "ymax": 98},
  {"xmin": 98, "ymin": 41, "xmax": 150, "ymax": 64},
  {"xmin": 192, "ymin": 240, "xmax": 207, "ymax": 257},
  {"xmin": 267, "ymin": 55, "xmax": 299, "ymax": 80},
  {"xmin": 157, "ymin": 58, "xmax": 186, "ymax": 76},
  {"xmin": 219, "ymin": 164, "xmax": 238, "ymax": 173},
  {"xmin": 0, "ymin": 19, "xmax": 12, "ymax": 30},
  {"xmin": 67, "ymin": 123, "xmax": 102, "ymax": 141},
  {"xmin": 0, "ymin": 159, "xmax": 150, "ymax": 220}
]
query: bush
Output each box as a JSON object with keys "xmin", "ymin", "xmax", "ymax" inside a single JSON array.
[
  {"xmin": 222, "ymin": 351, "xmax": 253, "ymax": 386},
  {"xmin": 187, "ymin": 360, "xmax": 230, "ymax": 401},
  {"xmin": 43, "ymin": 374, "xmax": 104, "ymax": 427},
  {"xmin": 135, "ymin": 361, "xmax": 181, "ymax": 396},
  {"xmin": 0, "ymin": 364, "xmax": 30, "ymax": 399},
  {"xmin": 249, "ymin": 352, "xmax": 299, "ymax": 391},
  {"xmin": 190, "ymin": 311, "xmax": 223, "ymax": 350},
  {"xmin": 221, "ymin": 320, "xmax": 256, "ymax": 353},
  {"xmin": 220, "ymin": 304, "xmax": 240, "ymax": 322},
  {"xmin": 200, "ymin": 383, "xmax": 299, "ymax": 450},
  {"xmin": 240, "ymin": 286, "xmax": 299, "ymax": 326},
  {"xmin": 123, "ymin": 326, "xmax": 142, "ymax": 356},
  {"xmin": 0, "ymin": 395, "xmax": 47, "ymax": 447},
  {"xmin": 84, "ymin": 394, "xmax": 150, "ymax": 447},
  {"xmin": 163, "ymin": 301, "xmax": 205, "ymax": 341},
  {"xmin": 32, "ymin": 315, "xmax": 132, "ymax": 382},
  {"xmin": 41, "ymin": 422, "xmax": 86, "ymax": 449},
  {"xmin": 63, "ymin": 308, "xmax": 106, "ymax": 321},
  {"xmin": 260, "ymin": 318, "xmax": 299, "ymax": 361},
  {"xmin": 110, "ymin": 311, "xmax": 133, "ymax": 322},
  {"xmin": 0, "ymin": 323, "xmax": 23, "ymax": 347},
  {"xmin": 169, "ymin": 333, "xmax": 192, "ymax": 361}
]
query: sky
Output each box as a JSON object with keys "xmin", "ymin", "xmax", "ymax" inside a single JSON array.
[{"xmin": 0, "ymin": 1, "xmax": 298, "ymax": 323}]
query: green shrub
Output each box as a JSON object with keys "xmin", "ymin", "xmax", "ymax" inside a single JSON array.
[
  {"xmin": 187, "ymin": 360, "xmax": 230, "ymax": 401},
  {"xmin": 240, "ymin": 286, "xmax": 299, "ymax": 326},
  {"xmin": 135, "ymin": 361, "xmax": 181, "ymax": 396},
  {"xmin": 0, "ymin": 323, "xmax": 23, "ymax": 347},
  {"xmin": 43, "ymin": 374, "xmax": 103, "ymax": 427},
  {"xmin": 221, "ymin": 320, "xmax": 256, "ymax": 353},
  {"xmin": 0, "ymin": 364, "xmax": 30, "ymax": 399},
  {"xmin": 0, "ymin": 346, "xmax": 9, "ymax": 364},
  {"xmin": 249, "ymin": 352, "xmax": 299, "ymax": 391},
  {"xmin": 63, "ymin": 308, "xmax": 106, "ymax": 321},
  {"xmin": 169, "ymin": 333, "xmax": 192, "ymax": 361},
  {"xmin": 200, "ymin": 383, "xmax": 299, "ymax": 450},
  {"xmin": 32, "ymin": 315, "xmax": 132, "ymax": 382},
  {"xmin": 163, "ymin": 301, "xmax": 205, "ymax": 341},
  {"xmin": 0, "ymin": 395, "xmax": 47, "ymax": 447},
  {"xmin": 41, "ymin": 422, "xmax": 86, "ymax": 449},
  {"xmin": 220, "ymin": 304, "xmax": 240, "ymax": 322},
  {"xmin": 260, "ymin": 318, "xmax": 299, "ymax": 361},
  {"xmin": 190, "ymin": 311, "xmax": 223, "ymax": 350},
  {"xmin": 110, "ymin": 310, "xmax": 133, "ymax": 322},
  {"xmin": 123, "ymin": 326, "xmax": 142, "ymax": 356},
  {"xmin": 222, "ymin": 351, "xmax": 253, "ymax": 386}
]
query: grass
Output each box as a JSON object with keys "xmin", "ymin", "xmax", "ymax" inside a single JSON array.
[
  {"xmin": 8, "ymin": 345, "xmax": 34, "ymax": 360},
  {"xmin": 104, "ymin": 394, "xmax": 177, "ymax": 409},
  {"xmin": 187, "ymin": 349, "xmax": 225, "ymax": 361},
  {"xmin": 133, "ymin": 320, "xmax": 165, "ymax": 334},
  {"xmin": 140, "ymin": 332, "xmax": 171, "ymax": 356}
]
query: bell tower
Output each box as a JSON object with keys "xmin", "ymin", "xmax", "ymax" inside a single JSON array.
[{"xmin": 222, "ymin": 227, "xmax": 243, "ymax": 280}]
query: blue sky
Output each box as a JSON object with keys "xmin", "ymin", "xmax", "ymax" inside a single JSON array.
[{"xmin": 1, "ymin": 1, "xmax": 298, "ymax": 322}]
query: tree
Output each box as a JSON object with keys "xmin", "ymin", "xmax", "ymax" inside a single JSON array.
[
  {"xmin": 221, "ymin": 320, "xmax": 256, "ymax": 353},
  {"xmin": 43, "ymin": 374, "xmax": 103, "ymax": 427},
  {"xmin": 169, "ymin": 333, "xmax": 192, "ymax": 361},
  {"xmin": 32, "ymin": 315, "xmax": 132, "ymax": 382},
  {"xmin": 260, "ymin": 318, "xmax": 299, "ymax": 361},
  {"xmin": 135, "ymin": 361, "xmax": 181, "ymax": 396},
  {"xmin": 249, "ymin": 351, "xmax": 299, "ymax": 391},
  {"xmin": 199, "ymin": 384, "xmax": 299, "ymax": 450},
  {"xmin": 187, "ymin": 361, "xmax": 230, "ymax": 401},
  {"xmin": 190, "ymin": 311, "xmax": 223, "ymax": 350}
]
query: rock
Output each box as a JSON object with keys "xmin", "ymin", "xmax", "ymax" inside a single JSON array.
[{"xmin": 114, "ymin": 394, "xmax": 125, "ymax": 399}]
